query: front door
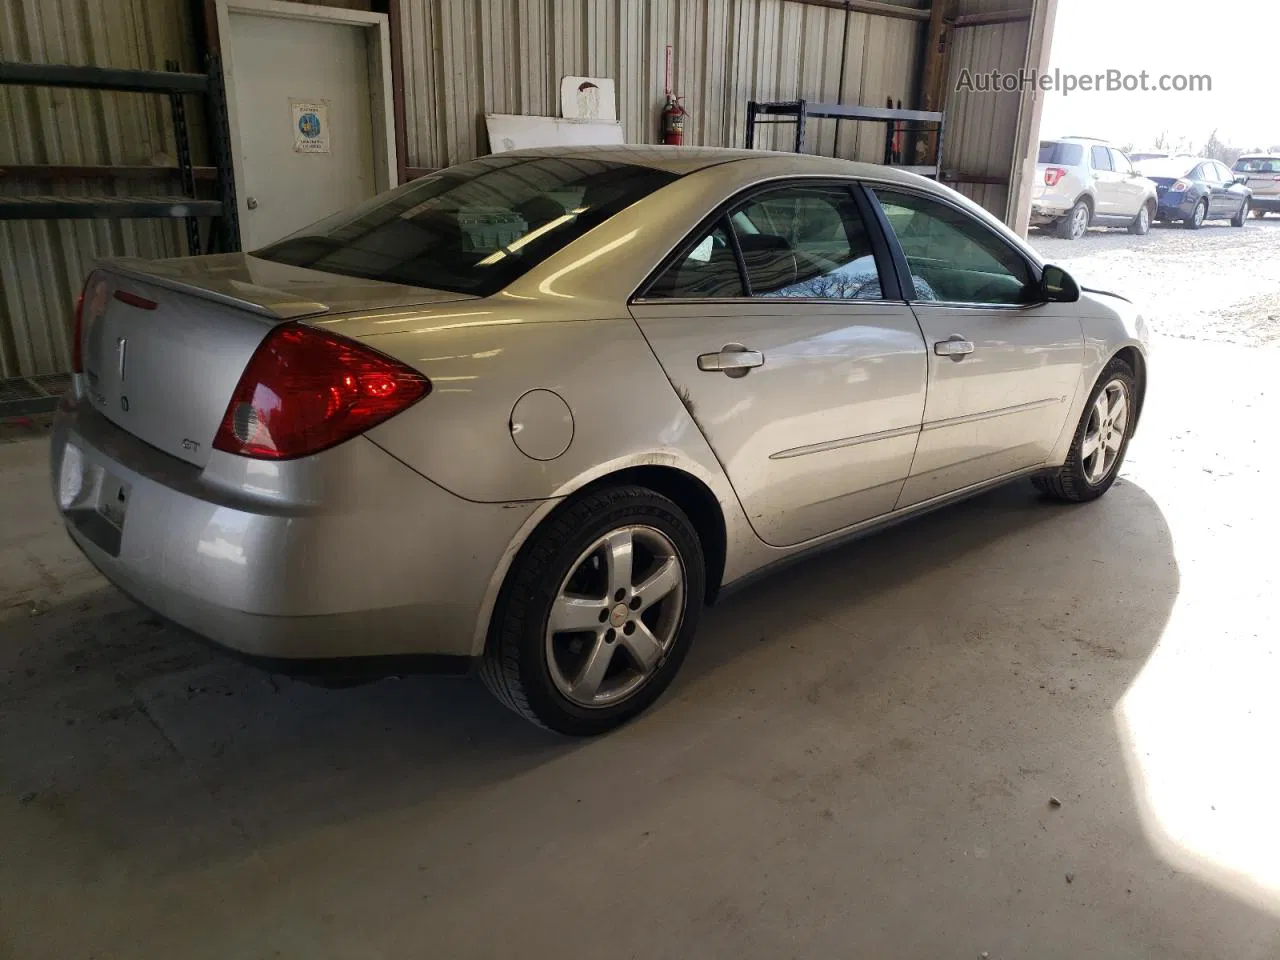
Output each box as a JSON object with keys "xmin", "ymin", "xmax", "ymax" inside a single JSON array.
[
  {"xmin": 630, "ymin": 183, "xmax": 928, "ymax": 548},
  {"xmin": 226, "ymin": 7, "xmax": 382, "ymax": 248},
  {"xmin": 870, "ymin": 187, "xmax": 1085, "ymax": 508}
]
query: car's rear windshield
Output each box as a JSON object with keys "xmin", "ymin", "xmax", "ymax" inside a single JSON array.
[
  {"xmin": 253, "ymin": 156, "xmax": 678, "ymax": 296},
  {"xmin": 1234, "ymin": 157, "xmax": 1280, "ymax": 173},
  {"xmin": 1038, "ymin": 141, "xmax": 1083, "ymax": 165}
]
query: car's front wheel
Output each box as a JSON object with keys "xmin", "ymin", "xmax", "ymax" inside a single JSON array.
[
  {"xmin": 1252, "ymin": 208, "xmax": 1267, "ymax": 219},
  {"xmin": 1033, "ymin": 357, "xmax": 1136, "ymax": 503},
  {"xmin": 481, "ymin": 485, "xmax": 704, "ymax": 735},
  {"xmin": 1232, "ymin": 199, "xmax": 1249, "ymax": 227}
]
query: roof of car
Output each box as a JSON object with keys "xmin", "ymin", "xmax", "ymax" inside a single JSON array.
[
  {"xmin": 483, "ymin": 144, "xmax": 923, "ymax": 181},
  {"xmin": 1236, "ymin": 153, "xmax": 1280, "ymax": 160}
]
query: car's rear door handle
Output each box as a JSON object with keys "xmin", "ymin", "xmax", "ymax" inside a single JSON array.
[
  {"xmin": 934, "ymin": 335, "xmax": 975, "ymax": 361},
  {"xmin": 698, "ymin": 344, "xmax": 765, "ymax": 378}
]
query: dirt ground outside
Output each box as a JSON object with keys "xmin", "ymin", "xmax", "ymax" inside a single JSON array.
[{"xmin": 1031, "ymin": 217, "xmax": 1280, "ymax": 345}]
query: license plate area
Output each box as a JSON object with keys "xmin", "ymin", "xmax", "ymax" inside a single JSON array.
[{"xmin": 98, "ymin": 473, "xmax": 131, "ymax": 531}]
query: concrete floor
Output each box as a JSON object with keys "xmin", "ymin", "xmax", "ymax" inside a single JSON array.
[{"xmin": 4, "ymin": 234, "xmax": 1280, "ymax": 956}]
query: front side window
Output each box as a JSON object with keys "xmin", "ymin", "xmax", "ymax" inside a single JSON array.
[
  {"xmin": 873, "ymin": 189, "xmax": 1034, "ymax": 306},
  {"xmin": 1090, "ymin": 146, "xmax": 1114, "ymax": 171},
  {"xmin": 253, "ymin": 157, "xmax": 677, "ymax": 296},
  {"xmin": 730, "ymin": 185, "xmax": 883, "ymax": 300}
]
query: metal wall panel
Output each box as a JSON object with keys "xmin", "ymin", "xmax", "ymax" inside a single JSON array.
[
  {"xmin": 0, "ymin": 0, "xmax": 198, "ymax": 377},
  {"xmin": 942, "ymin": 18, "xmax": 1031, "ymax": 219},
  {"xmin": 399, "ymin": 0, "xmax": 925, "ymax": 168}
]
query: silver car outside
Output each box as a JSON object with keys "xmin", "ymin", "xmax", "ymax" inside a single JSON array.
[{"xmin": 50, "ymin": 147, "xmax": 1149, "ymax": 734}]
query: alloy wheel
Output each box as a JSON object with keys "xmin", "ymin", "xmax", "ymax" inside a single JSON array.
[
  {"xmin": 545, "ymin": 525, "xmax": 686, "ymax": 708},
  {"xmin": 1071, "ymin": 204, "xmax": 1089, "ymax": 239},
  {"xmin": 1193, "ymin": 202, "xmax": 1206, "ymax": 227},
  {"xmin": 1138, "ymin": 206, "xmax": 1149, "ymax": 232},
  {"xmin": 1082, "ymin": 379, "xmax": 1129, "ymax": 485}
]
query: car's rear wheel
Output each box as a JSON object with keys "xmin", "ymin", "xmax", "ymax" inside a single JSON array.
[
  {"xmin": 1033, "ymin": 357, "xmax": 1136, "ymax": 503},
  {"xmin": 1057, "ymin": 199, "xmax": 1090, "ymax": 240},
  {"xmin": 1232, "ymin": 199, "xmax": 1249, "ymax": 227},
  {"xmin": 480, "ymin": 485, "xmax": 704, "ymax": 735},
  {"xmin": 1186, "ymin": 199, "xmax": 1207, "ymax": 229},
  {"xmin": 1128, "ymin": 202, "xmax": 1152, "ymax": 235}
]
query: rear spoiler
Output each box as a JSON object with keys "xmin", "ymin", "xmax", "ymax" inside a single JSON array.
[{"xmin": 101, "ymin": 259, "xmax": 331, "ymax": 321}]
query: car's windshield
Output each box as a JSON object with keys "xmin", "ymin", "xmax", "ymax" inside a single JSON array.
[
  {"xmin": 1038, "ymin": 141, "xmax": 1083, "ymax": 165},
  {"xmin": 253, "ymin": 156, "xmax": 678, "ymax": 296},
  {"xmin": 1234, "ymin": 157, "xmax": 1280, "ymax": 173}
]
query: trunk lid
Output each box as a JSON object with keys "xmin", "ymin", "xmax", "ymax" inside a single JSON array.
[{"xmin": 83, "ymin": 255, "xmax": 474, "ymax": 468}]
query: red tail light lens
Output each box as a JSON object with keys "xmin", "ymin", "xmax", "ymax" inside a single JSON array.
[
  {"xmin": 72, "ymin": 272, "xmax": 114, "ymax": 374},
  {"xmin": 1044, "ymin": 167, "xmax": 1067, "ymax": 186},
  {"xmin": 1171, "ymin": 179, "xmax": 1190, "ymax": 192},
  {"xmin": 213, "ymin": 324, "xmax": 430, "ymax": 460}
]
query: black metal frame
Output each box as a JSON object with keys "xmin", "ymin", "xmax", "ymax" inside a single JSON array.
[
  {"xmin": 0, "ymin": 57, "xmax": 239, "ymax": 251},
  {"xmin": 0, "ymin": 57, "xmax": 240, "ymax": 417},
  {"xmin": 744, "ymin": 100, "xmax": 946, "ymax": 178}
]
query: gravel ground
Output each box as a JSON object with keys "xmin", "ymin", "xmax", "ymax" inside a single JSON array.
[{"xmin": 1030, "ymin": 217, "xmax": 1280, "ymax": 346}]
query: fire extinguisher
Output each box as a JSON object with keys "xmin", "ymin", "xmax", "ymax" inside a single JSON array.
[{"xmin": 661, "ymin": 94, "xmax": 687, "ymax": 145}]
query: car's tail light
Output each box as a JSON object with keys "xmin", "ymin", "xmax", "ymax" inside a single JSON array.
[
  {"xmin": 1044, "ymin": 167, "xmax": 1067, "ymax": 186},
  {"xmin": 212, "ymin": 324, "xmax": 430, "ymax": 460},
  {"xmin": 1171, "ymin": 179, "xmax": 1191, "ymax": 192},
  {"xmin": 71, "ymin": 272, "xmax": 113, "ymax": 374}
]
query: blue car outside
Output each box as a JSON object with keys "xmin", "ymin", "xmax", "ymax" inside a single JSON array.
[{"xmin": 1135, "ymin": 156, "xmax": 1252, "ymax": 229}]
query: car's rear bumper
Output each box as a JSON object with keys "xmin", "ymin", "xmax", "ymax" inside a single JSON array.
[
  {"xmin": 1250, "ymin": 195, "xmax": 1280, "ymax": 212},
  {"xmin": 1156, "ymin": 195, "xmax": 1197, "ymax": 219},
  {"xmin": 51, "ymin": 399, "xmax": 543, "ymax": 663},
  {"xmin": 1030, "ymin": 200, "xmax": 1073, "ymax": 223}
]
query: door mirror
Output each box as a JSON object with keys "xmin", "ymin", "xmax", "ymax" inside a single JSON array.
[
  {"xmin": 1039, "ymin": 264, "xmax": 1080, "ymax": 303},
  {"xmin": 1234, "ymin": 176, "xmax": 1249, "ymax": 186}
]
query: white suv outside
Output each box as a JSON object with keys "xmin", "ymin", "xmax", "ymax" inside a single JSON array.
[{"xmin": 1032, "ymin": 137, "xmax": 1159, "ymax": 240}]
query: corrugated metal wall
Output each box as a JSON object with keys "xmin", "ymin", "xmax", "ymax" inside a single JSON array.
[
  {"xmin": 1, "ymin": 0, "xmax": 1042, "ymax": 379},
  {"xmin": 400, "ymin": 0, "xmax": 925, "ymax": 170},
  {"xmin": 943, "ymin": 18, "xmax": 1030, "ymax": 215},
  {"xmin": 0, "ymin": 0, "xmax": 201, "ymax": 379}
]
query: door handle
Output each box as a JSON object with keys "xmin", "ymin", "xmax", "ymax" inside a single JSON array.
[
  {"xmin": 934, "ymin": 335, "xmax": 975, "ymax": 361},
  {"xmin": 698, "ymin": 343, "xmax": 765, "ymax": 378}
]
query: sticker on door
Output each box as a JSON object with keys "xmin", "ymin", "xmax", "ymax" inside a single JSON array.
[{"xmin": 291, "ymin": 99, "xmax": 330, "ymax": 154}]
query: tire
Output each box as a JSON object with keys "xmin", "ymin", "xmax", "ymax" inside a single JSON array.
[
  {"xmin": 480, "ymin": 484, "xmax": 705, "ymax": 735},
  {"xmin": 1185, "ymin": 199, "xmax": 1207, "ymax": 229},
  {"xmin": 1128, "ymin": 202, "xmax": 1152, "ymax": 235},
  {"xmin": 1056, "ymin": 199, "xmax": 1090, "ymax": 240},
  {"xmin": 1032, "ymin": 357, "xmax": 1137, "ymax": 503},
  {"xmin": 1232, "ymin": 199, "xmax": 1249, "ymax": 227},
  {"xmin": 1251, "ymin": 208, "xmax": 1267, "ymax": 219}
]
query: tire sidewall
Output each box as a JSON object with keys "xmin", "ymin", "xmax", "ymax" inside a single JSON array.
[
  {"xmin": 1062, "ymin": 361, "xmax": 1137, "ymax": 500},
  {"xmin": 499, "ymin": 491, "xmax": 705, "ymax": 735}
]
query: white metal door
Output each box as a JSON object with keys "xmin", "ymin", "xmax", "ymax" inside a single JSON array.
[{"xmin": 227, "ymin": 11, "xmax": 379, "ymax": 248}]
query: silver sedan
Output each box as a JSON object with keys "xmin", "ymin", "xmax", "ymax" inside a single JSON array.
[{"xmin": 51, "ymin": 146, "xmax": 1149, "ymax": 734}]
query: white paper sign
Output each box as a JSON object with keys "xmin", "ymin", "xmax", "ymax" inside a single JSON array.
[
  {"xmin": 485, "ymin": 114, "xmax": 624, "ymax": 153},
  {"xmin": 560, "ymin": 77, "xmax": 617, "ymax": 121},
  {"xmin": 291, "ymin": 100, "xmax": 330, "ymax": 154}
]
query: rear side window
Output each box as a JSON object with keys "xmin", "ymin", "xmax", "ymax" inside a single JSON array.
[
  {"xmin": 645, "ymin": 220, "xmax": 744, "ymax": 298},
  {"xmin": 1090, "ymin": 146, "xmax": 1114, "ymax": 171},
  {"xmin": 1038, "ymin": 141, "xmax": 1083, "ymax": 165},
  {"xmin": 731, "ymin": 185, "xmax": 883, "ymax": 299},
  {"xmin": 645, "ymin": 183, "xmax": 885, "ymax": 300},
  {"xmin": 253, "ymin": 157, "xmax": 677, "ymax": 296}
]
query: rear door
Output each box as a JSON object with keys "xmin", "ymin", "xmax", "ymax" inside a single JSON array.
[
  {"xmin": 1109, "ymin": 148, "xmax": 1147, "ymax": 218},
  {"xmin": 630, "ymin": 181, "xmax": 928, "ymax": 547},
  {"xmin": 869, "ymin": 187, "xmax": 1084, "ymax": 507},
  {"xmin": 1089, "ymin": 145, "xmax": 1120, "ymax": 216}
]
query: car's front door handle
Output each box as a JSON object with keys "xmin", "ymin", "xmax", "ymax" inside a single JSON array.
[
  {"xmin": 698, "ymin": 344, "xmax": 765, "ymax": 378},
  {"xmin": 934, "ymin": 336, "xmax": 975, "ymax": 361}
]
